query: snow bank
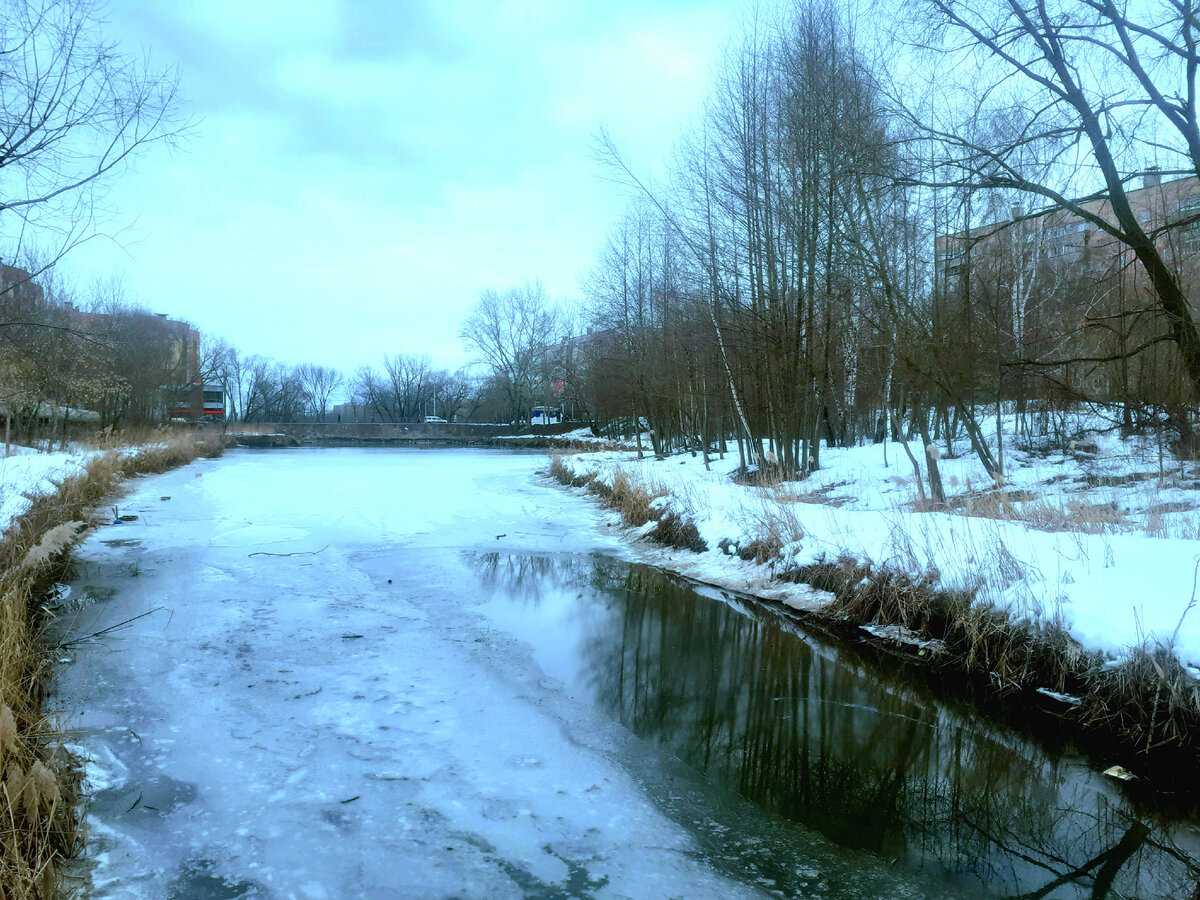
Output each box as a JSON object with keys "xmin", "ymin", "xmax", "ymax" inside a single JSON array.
[
  {"xmin": 0, "ymin": 448, "xmax": 92, "ymax": 532},
  {"xmin": 554, "ymin": 425, "xmax": 1200, "ymax": 670}
]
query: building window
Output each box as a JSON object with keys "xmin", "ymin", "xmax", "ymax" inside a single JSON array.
[
  {"xmin": 1178, "ymin": 194, "xmax": 1200, "ymax": 215},
  {"xmin": 1028, "ymin": 220, "xmax": 1088, "ymax": 244}
]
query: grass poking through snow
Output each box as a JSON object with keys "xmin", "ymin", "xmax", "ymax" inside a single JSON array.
[{"xmin": 0, "ymin": 429, "xmax": 223, "ymax": 899}]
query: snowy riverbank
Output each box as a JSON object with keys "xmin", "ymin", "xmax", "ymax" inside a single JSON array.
[
  {"xmin": 0, "ymin": 431, "xmax": 224, "ymax": 899},
  {"xmin": 549, "ymin": 420, "xmax": 1200, "ymax": 771}
]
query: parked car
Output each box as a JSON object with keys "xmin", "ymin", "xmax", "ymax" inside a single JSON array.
[{"xmin": 422, "ymin": 415, "xmax": 448, "ymax": 424}]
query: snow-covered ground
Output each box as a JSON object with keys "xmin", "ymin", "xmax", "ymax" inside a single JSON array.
[
  {"xmin": 52, "ymin": 448, "xmax": 969, "ymax": 900},
  {"xmin": 556, "ymin": 419, "xmax": 1200, "ymax": 672},
  {"xmin": 0, "ymin": 445, "xmax": 91, "ymax": 530}
]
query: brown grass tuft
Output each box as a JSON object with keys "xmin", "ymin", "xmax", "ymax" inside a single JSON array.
[
  {"xmin": 548, "ymin": 457, "xmax": 707, "ymax": 552},
  {"xmin": 649, "ymin": 511, "xmax": 708, "ymax": 552},
  {"xmin": 1080, "ymin": 642, "xmax": 1200, "ymax": 755},
  {"xmin": 0, "ymin": 427, "xmax": 219, "ymax": 898}
]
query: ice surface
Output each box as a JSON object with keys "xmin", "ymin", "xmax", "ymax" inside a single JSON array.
[{"xmin": 54, "ymin": 448, "xmax": 969, "ymax": 900}]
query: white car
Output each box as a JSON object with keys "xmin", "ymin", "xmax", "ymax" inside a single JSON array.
[{"xmin": 422, "ymin": 415, "xmax": 448, "ymax": 424}]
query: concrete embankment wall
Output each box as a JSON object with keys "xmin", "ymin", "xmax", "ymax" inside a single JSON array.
[{"xmin": 228, "ymin": 422, "xmax": 583, "ymax": 446}]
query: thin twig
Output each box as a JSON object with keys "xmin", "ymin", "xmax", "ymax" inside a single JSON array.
[
  {"xmin": 59, "ymin": 607, "xmax": 166, "ymax": 649},
  {"xmin": 248, "ymin": 546, "xmax": 329, "ymax": 558}
]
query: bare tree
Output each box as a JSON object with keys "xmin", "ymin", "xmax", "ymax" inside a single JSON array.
[
  {"xmin": 459, "ymin": 281, "xmax": 561, "ymax": 423},
  {"xmin": 0, "ymin": 0, "xmax": 185, "ymax": 283},
  {"xmin": 901, "ymin": 0, "xmax": 1200, "ymax": 421},
  {"xmin": 297, "ymin": 363, "xmax": 344, "ymax": 421}
]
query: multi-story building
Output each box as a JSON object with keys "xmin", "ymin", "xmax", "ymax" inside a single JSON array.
[
  {"xmin": 0, "ymin": 263, "xmax": 45, "ymax": 307},
  {"xmin": 937, "ymin": 172, "xmax": 1200, "ymax": 275},
  {"xmin": 0, "ymin": 264, "xmax": 223, "ymax": 422},
  {"xmin": 933, "ymin": 172, "xmax": 1200, "ymax": 403}
]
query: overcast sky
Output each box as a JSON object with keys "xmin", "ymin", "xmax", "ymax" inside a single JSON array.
[{"xmin": 63, "ymin": 0, "xmax": 743, "ymax": 373}]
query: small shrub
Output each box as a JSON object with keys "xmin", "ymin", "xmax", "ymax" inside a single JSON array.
[{"xmin": 651, "ymin": 512, "xmax": 707, "ymax": 552}]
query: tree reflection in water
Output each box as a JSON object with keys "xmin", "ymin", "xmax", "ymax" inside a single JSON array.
[{"xmin": 470, "ymin": 552, "xmax": 1200, "ymax": 899}]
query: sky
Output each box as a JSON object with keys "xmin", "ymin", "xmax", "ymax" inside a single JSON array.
[{"xmin": 59, "ymin": 0, "xmax": 744, "ymax": 373}]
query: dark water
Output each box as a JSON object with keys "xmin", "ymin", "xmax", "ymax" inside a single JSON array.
[{"xmin": 473, "ymin": 553, "xmax": 1200, "ymax": 900}]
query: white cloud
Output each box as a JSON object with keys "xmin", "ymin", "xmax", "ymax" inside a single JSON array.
[{"xmin": 56, "ymin": 0, "xmax": 743, "ymax": 373}]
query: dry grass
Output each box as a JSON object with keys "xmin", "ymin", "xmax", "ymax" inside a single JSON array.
[
  {"xmin": 1145, "ymin": 507, "xmax": 1200, "ymax": 540},
  {"xmin": 1020, "ymin": 499, "xmax": 1128, "ymax": 534},
  {"xmin": 736, "ymin": 495, "xmax": 805, "ymax": 563},
  {"xmin": 947, "ymin": 487, "xmax": 1130, "ymax": 534},
  {"xmin": 548, "ymin": 456, "xmax": 707, "ymax": 551},
  {"xmin": 768, "ymin": 480, "xmax": 854, "ymax": 507},
  {"xmin": 783, "ymin": 553, "xmax": 1092, "ymax": 697},
  {"xmin": 604, "ymin": 469, "xmax": 667, "ymax": 526},
  {"xmin": 1079, "ymin": 642, "xmax": 1200, "ymax": 754},
  {"xmin": 0, "ymin": 428, "xmax": 222, "ymax": 899}
]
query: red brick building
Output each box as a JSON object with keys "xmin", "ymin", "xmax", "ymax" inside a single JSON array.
[{"xmin": 933, "ymin": 173, "xmax": 1200, "ymax": 402}]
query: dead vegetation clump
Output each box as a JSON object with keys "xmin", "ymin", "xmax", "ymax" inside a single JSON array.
[
  {"xmin": 780, "ymin": 554, "xmax": 1087, "ymax": 691},
  {"xmin": 1079, "ymin": 642, "xmax": 1200, "ymax": 757},
  {"xmin": 648, "ymin": 511, "xmax": 707, "ymax": 552},
  {"xmin": 947, "ymin": 486, "xmax": 1130, "ymax": 534},
  {"xmin": 734, "ymin": 539, "xmax": 782, "ymax": 564},
  {"xmin": 1019, "ymin": 500, "xmax": 1128, "ymax": 534},
  {"xmin": 546, "ymin": 455, "xmax": 596, "ymax": 489},
  {"xmin": 604, "ymin": 470, "xmax": 666, "ymax": 526},
  {"xmin": 768, "ymin": 481, "xmax": 853, "ymax": 507},
  {"xmin": 547, "ymin": 456, "xmax": 707, "ymax": 551},
  {"xmin": 0, "ymin": 429, "xmax": 221, "ymax": 899},
  {"xmin": 736, "ymin": 495, "xmax": 805, "ymax": 563}
]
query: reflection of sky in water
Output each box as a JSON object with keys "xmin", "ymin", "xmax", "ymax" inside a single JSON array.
[{"xmin": 471, "ymin": 552, "xmax": 1200, "ymax": 900}]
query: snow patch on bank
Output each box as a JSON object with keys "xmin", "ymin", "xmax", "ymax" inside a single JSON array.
[
  {"xmin": 0, "ymin": 448, "xmax": 92, "ymax": 531},
  {"xmin": 553, "ymin": 424, "xmax": 1200, "ymax": 671}
]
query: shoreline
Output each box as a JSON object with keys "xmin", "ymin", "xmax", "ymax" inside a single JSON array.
[
  {"xmin": 545, "ymin": 451, "xmax": 1200, "ymax": 803},
  {"xmin": 0, "ymin": 432, "xmax": 224, "ymax": 900},
  {"xmin": 229, "ymin": 432, "xmax": 629, "ymax": 452}
]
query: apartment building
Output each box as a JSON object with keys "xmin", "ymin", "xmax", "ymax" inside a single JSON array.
[
  {"xmin": 932, "ymin": 172, "xmax": 1200, "ymax": 402},
  {"xmin": 937, "ymin": 172, "xmax": 1200, "ymax": 275}
]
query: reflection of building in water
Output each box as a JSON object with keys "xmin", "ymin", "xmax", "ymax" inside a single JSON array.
[{"xmin": 473, "ymin": 552, "xmax": 1200, "ymax": 899}]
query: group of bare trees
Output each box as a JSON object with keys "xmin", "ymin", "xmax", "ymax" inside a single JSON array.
[
  {"xmin": 565, "ymin": 0, "xmax": 1200, "ymax": 486},
  {"xmin": 195, "ymin": 343, "xmax": 345, "ymax": 424},
  {"xmin": 458, "ymin": 281, "xmax": 572, "ymax": 424},
  {"xmin": 0, "ymin": 0, "xmax": 185, "ymax": 440},
  {"xmin": 0, "ymin": 274, "xmax": 198, "ymax": 441},
  {"xmin": 349, "ymin": 354, "xmax": 478, "ymax": 424}
]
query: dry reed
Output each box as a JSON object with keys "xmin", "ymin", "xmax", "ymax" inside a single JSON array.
[
  {"xmin": 0, "ymin": 428, "xmax": 222, "ymax": 899},
  {"xmin": 547, "ymin": 456, "xmax": 708, "ymax": 551}
]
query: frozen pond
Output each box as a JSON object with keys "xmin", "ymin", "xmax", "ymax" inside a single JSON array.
[{"xmin": 51, "ymin": 448, "xmax": 1198, "ymax": 899}]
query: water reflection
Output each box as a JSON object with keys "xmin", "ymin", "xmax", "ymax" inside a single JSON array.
[{"xmin": 471, "ymin": 553, "xmax": 1200, "ymax": 900}]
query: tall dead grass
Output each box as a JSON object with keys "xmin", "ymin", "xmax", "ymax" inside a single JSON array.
[
  {"xmin": 783, "ymin": 554, "xmax": 1088, "ymax": 693},
  {"xmin": 552, "ymin": 453, "xmax": 1200, "ymax": 768},
  {"xmin": 951, "ymin": 488, "xmax": 1130, "ymax": 534},
  {"xmin": 0, "ymin": 429, "xmax": 222, "ymax": 899},
  {"xmin": 736, "ymin": 493, "xmax": 805, "ymax": 563},
  {"xmin": 547, "ymin": 456, "xmax": 707, "ymax": 551}
]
